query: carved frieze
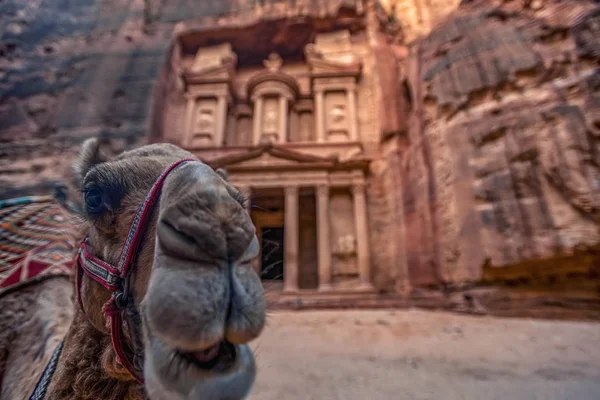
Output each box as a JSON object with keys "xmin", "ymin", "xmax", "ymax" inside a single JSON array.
[{"xmin": 332, "ymin": 234, "xmax": 357, "ymax": 258}]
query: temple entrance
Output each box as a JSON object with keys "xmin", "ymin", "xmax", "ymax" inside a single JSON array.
[
  {"xmin": 248, "ymin": 186, "xmax": 321, "ymax": 291},
  {"xmin": 260, "ymin": 226, "xmax": 284, "ymax": 280},
  {"xmin": 249, "ymin": 188, "xmax": 285, "ymax": 288}
]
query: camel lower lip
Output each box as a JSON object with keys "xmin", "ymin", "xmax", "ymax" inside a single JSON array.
[
  {"xmin": 191, "ymin": 343, "xmax": 220, "ymax": 363},
  {"xmin": 178, "ymin": 341, "xmax": 237, "ymax": 372}
]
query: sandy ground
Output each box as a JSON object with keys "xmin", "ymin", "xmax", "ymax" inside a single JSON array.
[{"xmin": 248, "ymin": 310, "xmax": 600, "ymax": 400}]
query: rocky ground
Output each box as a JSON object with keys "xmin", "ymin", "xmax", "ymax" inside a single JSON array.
[{"xmin": 248, "ymin": 310, "xmax": 600, "ymax": 400}]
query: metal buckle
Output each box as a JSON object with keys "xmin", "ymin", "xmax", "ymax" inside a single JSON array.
[{"xmin": 113, "ymin": 275, "xmax": 130, "ymax": 310}]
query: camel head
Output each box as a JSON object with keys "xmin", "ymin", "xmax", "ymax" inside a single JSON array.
[{"xmin": 74, "ymin": 138, "xmax": 265, "ymax": 400}]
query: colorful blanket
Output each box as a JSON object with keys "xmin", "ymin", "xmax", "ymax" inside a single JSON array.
[{"xmin": 0, "ymin": 196, "xmax": 76, "ymax": 295}]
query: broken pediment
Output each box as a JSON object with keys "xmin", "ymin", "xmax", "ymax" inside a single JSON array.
[
  {"xmin": 305, "ymin": 44, "xmax": 361, "ymax": 77},
  {"xmin": 305, "ymin": 31, "xmax": 362, "ymax": 77},
  {"xmin": 183, "ymin": 43, "xmax": 237, "ymax": 83}
]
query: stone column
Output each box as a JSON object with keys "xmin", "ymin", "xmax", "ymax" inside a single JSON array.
[
  {"xmin": 279, "ymin": 96, "xmax": 288, "ymax": 144},
  {"xmin": 214, "ymin": 95, "xmax": 227, "ymax": 147},
  {"xmin": 347, "ymin": 88, "xmax": 358, "ymax": 142},
  {"xmin": 252, "ymin": 97, "xmax": 264, "ymax": 146},
  {"xmin": 352, "ymin": 183, "xmax": 374, "ymax": 290},
  {"xmin": 184, "ymin": 95, "xmax": 196, "ymax": 147},
  {"xmin": 316, "ymin": 185, "xmax": 332, "ymax": 291},
  {"xmin": 284, "ymin": 186, "xmax": 299, "ymax": 292},
  {"xmin": 315, "ymin": 89, "xmax": 326, "ymax": 143}
]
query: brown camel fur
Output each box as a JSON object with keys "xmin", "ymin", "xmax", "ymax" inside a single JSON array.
[{"xmin": 0, "ymin": 139, "xmax": 265, "ymax": 400}]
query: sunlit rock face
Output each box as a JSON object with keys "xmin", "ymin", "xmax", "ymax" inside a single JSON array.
[{"xmin": 402, "ymin": 0, "xmax": 600, "ymax": 287}]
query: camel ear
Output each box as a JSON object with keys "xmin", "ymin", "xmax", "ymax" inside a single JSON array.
[
  {"xmin": 215, "ymin": 168, "xmax": 229, "ymax": 181},
  {"xmin": 73, "ymin": 138, "xmax": 109, "ymax": 188}
]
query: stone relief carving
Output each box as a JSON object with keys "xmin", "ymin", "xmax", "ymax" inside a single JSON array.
[
  {"xmin": 325, "ymin": 91, "xmax": 349, "ymax": 140},
  {"xmin": 263, "ymin": 52, "xmax": 283, "ymax": 72},
  {"xmin": 332, "ymin": 234, "xmax": 356, "ymax": 258},
  {"xmin": 330, "ymin": 104, "xmax": 346, "ymax": 123},
  {"xmin": 195, "ymin": 108, "xmax": 214, "ymax": 133}
]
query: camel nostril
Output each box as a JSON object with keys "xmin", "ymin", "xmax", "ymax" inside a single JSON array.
[{"xmin": 160, "ymin": 219, "xmax": 197, "ymax": 246}]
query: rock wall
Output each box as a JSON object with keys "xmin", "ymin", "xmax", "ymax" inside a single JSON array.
[
  {"xmin": 403, "ymin": 0, "xmax": 600, "ymax": 287},
  {"xmin": 377, "ymin": 0, "xmax": 461, "ymax": 42}
]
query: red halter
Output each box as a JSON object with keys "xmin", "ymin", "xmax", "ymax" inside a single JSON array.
[{"xmin": 76, "ymin": 158, "xmax": 195, "ymax": 384}]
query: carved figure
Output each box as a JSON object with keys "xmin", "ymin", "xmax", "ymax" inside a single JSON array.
[
  {"xmin": 195, "ymin": 108, "xmax": 214, "ymax": 133},
  {"xmin": 263, "ymin": 52, "xmax": 283, "ymax": 72}
]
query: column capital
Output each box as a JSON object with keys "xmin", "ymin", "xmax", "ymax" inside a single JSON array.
[
  {"xmin": 316, "ymin": 184, "xmax": 330, "ymax": 196},
  {"xmin": 351, "ymin": 182, "xmax": 366, "ymax": 194},
  {"xmin": 284, "ymin": 185, "xmax": 299, "ymax": 194}
]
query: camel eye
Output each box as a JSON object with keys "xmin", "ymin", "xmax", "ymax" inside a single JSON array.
[{"xmin": 84, "ymin": 187, "xmax": 105, "ymax": 214}]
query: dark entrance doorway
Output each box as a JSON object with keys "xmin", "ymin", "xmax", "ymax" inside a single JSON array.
[{"xmin": 260, "ymin": 227, "xmax": 284, "ymax": 280}]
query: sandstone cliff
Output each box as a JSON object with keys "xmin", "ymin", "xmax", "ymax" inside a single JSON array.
[{"xmin": 402, "ymin": 0, "xmax": 600, "ymax": 288}]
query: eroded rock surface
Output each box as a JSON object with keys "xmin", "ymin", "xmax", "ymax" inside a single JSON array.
[{"xmin": 403, "ymin": 0, "xmax": 600, "ymax": 285}]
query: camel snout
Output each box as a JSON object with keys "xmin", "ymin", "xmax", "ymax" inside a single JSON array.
[{"xmin": 157, "ymin": 163, "xmax": 255, "ymax": 263}]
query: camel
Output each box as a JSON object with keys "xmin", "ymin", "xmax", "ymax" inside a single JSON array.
[{"xmin": 0, "ymin": 138, "xmax": 266, "ymax": 400}]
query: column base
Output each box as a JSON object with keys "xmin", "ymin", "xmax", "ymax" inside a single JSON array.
[
  {"xmin": 356, "ymin": 281, "xmax": 375, "ymax": 292},
  {"xmin": 318, "ymin": 283, "xmax": 333, "ymax": 292},
  {"xmin": 283, "ymin": 286, "xmax": 299, "ymax": 293}
]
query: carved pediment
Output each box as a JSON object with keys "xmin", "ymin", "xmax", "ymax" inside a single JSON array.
[{"xmin": 208, "ymin": 144, "xmax": 368, "ymax": 171}]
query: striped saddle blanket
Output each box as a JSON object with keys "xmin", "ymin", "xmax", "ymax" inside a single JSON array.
[{"xmin": 0, "ymin": 196, "xmax": 76, "ymax": 295}]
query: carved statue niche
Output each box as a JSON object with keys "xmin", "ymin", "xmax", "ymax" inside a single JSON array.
[
  {"xmin": 294, "ymin": 99, "xmax": 315, "ymax": 142},
  {"xmin": 325, "ymin": 90, "xmax": 350, "ymax": 141},
  {"xmin": 330, "ymin": 189, "xmax": 359, "ymax": 276},
  {"xmin": 234, "ymin": 104, "xmax": 253, "ymax": 147},
  {"xmin": 247, "ymin": 53, "xmax": 299, "ymax": 146},
  {"xmin": 182, "ymin": 43, "xmax": 236, "ymax": 148},
  {"xmin": 191, "ymin": 98, "xmax": 218, "ymax": 146}
]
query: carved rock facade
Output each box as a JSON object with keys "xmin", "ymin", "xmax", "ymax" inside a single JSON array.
[{"xmin": 1, "ymin": 0, "xmax": 599, "ymax": 296}]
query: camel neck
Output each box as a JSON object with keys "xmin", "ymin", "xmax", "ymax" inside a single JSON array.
[{"xmin": 45, "ymin": 310, "xmax": 145, "ymax": 400}]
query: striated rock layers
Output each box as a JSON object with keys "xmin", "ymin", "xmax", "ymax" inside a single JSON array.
[{"xmin": 402, "ymin": 0, "xmax": 600, "ymax": 288}]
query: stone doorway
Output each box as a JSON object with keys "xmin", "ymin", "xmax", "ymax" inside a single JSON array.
[
  {"xmin": 260, "ymin": 226, "xmax": 284, "ymax": 280},
  {"xmin": 249, "ymin": 188, "xmax": 285, "ymax": 288}
]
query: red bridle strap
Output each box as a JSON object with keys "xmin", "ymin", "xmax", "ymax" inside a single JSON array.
[{"xmin": 76, "ymin": 158, "xmax": 195, "ymax": 384}]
